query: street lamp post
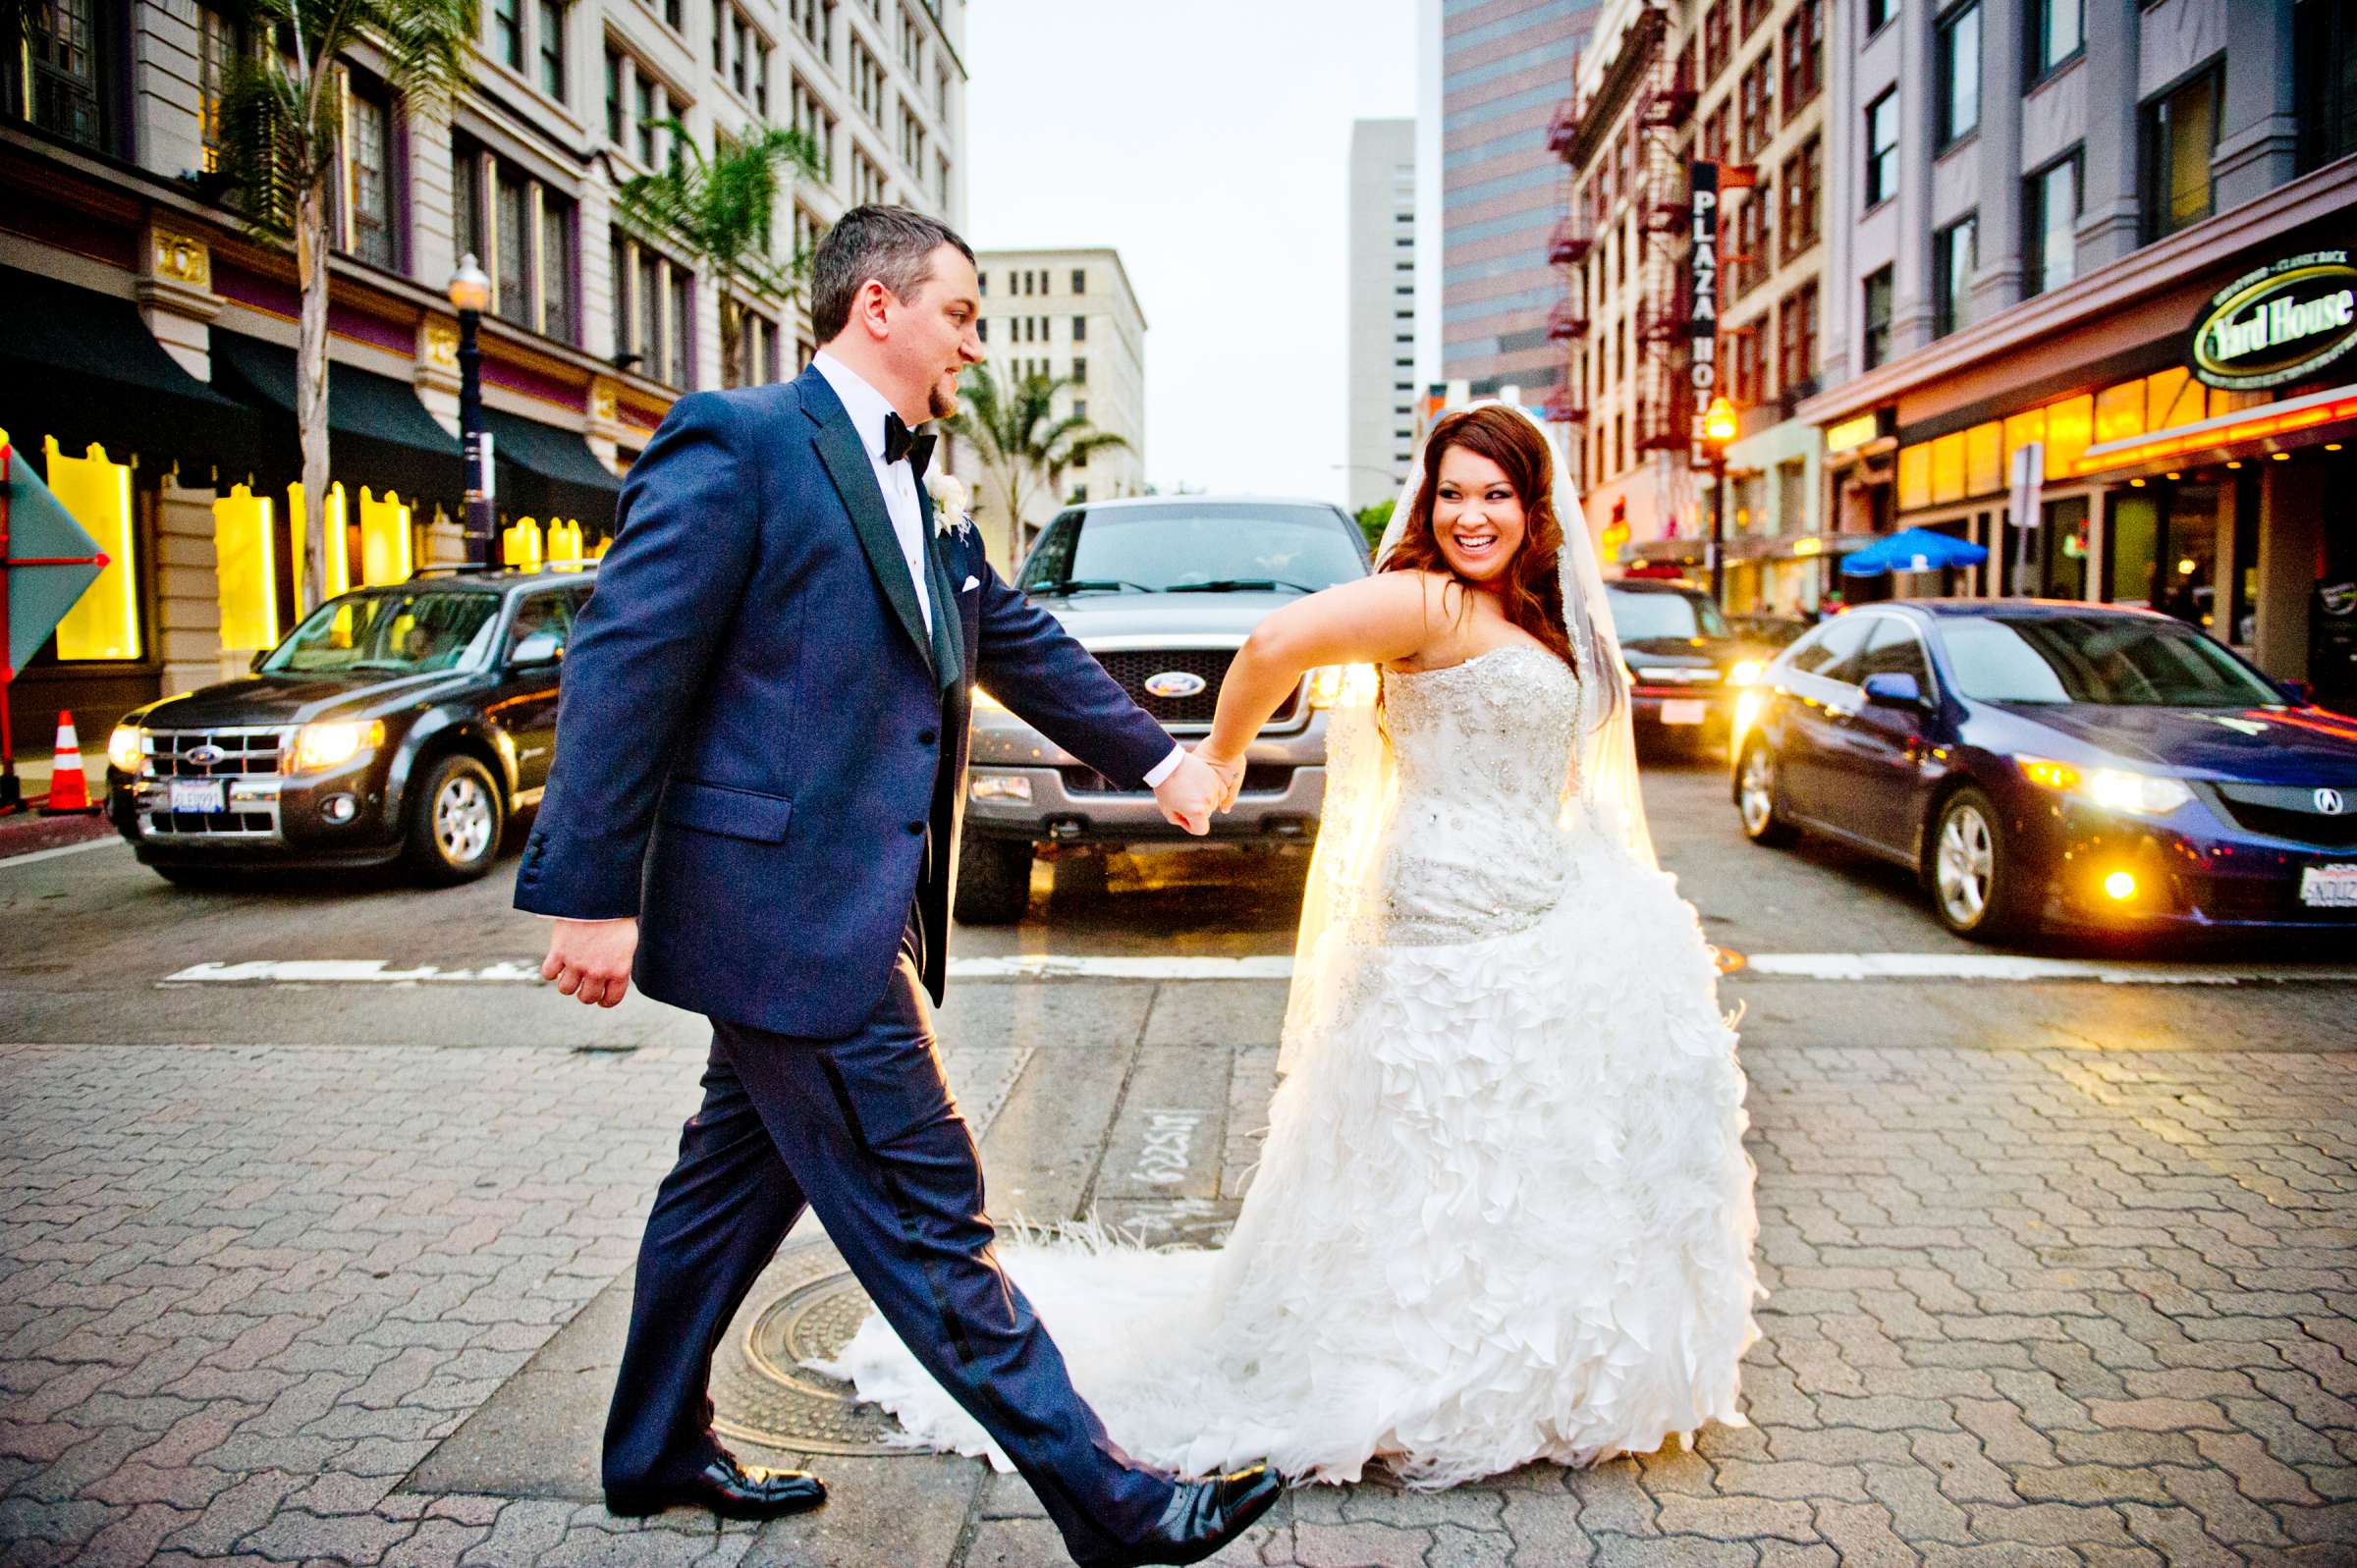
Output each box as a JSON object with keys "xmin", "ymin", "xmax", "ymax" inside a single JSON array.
[
  {"xmin": 1701, "ymin": 395, "xmax": 1737, "ymax": 608},
  {"xmin": 447, "ymin": 255, "xmax": 494, "ymax": 567}
]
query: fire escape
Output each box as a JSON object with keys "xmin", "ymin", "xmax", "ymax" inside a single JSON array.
[
  {"xmin": 1630, "ymin": 27, "xmax": 1696, "ymax": 454},
  {"xmin": 1542, "ymin": 101, "xmax": 1592, "ymax": 428}
]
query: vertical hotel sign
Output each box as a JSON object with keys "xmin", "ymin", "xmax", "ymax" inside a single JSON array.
[{"xmin": 1688, "ymin": 162, "xmax": 1720, "ymax": 458}]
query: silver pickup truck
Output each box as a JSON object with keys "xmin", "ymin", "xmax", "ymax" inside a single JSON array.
[{"xmin": 956, "ymin": 495, "xmax": 1373, "ymax": 923}]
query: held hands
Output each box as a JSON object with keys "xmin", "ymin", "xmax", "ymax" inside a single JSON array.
[
  {"xmin": 1196, "ymin": 747, "xmax": 1246, "ymax": 813},
  {"xmin": 1152, "ymin": 749, "xmax": 1230, "ymax": 836},
  {"xmin": 543, "ymin": 916, "xmax": 639, "ymax": 1007}
]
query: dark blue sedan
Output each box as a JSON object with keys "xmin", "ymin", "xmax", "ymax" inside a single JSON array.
[{"xmin": 1727, "ymin": 601, "xmax": 2357, "ymax": 941}]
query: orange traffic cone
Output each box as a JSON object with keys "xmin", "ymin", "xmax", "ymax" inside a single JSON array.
[{"xmin": 38, "ymin": 710, "xmax": 97, "ymax": 816}]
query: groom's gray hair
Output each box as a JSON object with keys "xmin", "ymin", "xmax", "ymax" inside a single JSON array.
[{"xmin": 811, "ymin": 205, "xmax": 975, "ymax": 344}]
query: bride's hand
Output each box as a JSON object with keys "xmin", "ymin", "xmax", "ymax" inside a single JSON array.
[{"xmin": 1194, "ymin": 746, "xmax": 1246, "ymax": 812}]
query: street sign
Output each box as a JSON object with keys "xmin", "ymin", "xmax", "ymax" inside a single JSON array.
[{"xmin": 1688, "ymin": 161, "xmax": 1721, "ymax": 468}]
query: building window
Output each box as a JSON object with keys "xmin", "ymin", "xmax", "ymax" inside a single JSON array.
[
  {"xmin": 1934, "ymin": 213, "xmax": 1977, "ymax": 338},
  {"xmin": 341, "ymin": 74, "xmax": 399, "ymax": 269},
  {"xmin": 1071, "ymin": 267, "xmax": 1087, "ymax": 294},
  {"xmin": 492, "ymin": 0, "xmax": 522, "ymax": 70},
  {"xmin": 1071, "ymin": 314, "xmax": 1087, "ymax": 342},
  {"xmin": 1862, "ymin": 265, "xmax": 1892, "ymax": 369},
  {"xmin": 974, "ymin": 317, "xmax": 986, "ymax": 342},
  {"xmin": 1738, "ymin": 54, "xmax": 1775, "ymax": 158},
  {"xmin": 1072, "ymin": 356, "xmax": 1087, "ymax": 385},
  {"xmin": 1776, "ymin": 284, "xmax": 1818, "ymax": 400},
  {"xmin": 1864, "ymin": 90, "xmax": 1898, "ymax": 207},
  {"xmin": 2022, "ymin": 151, "xmax": 2080, "ymax": 296},
  {"xmin": 1937, "ymin": 3, "xmax": 1981, "ymax": 149},
  {"xmin": 605, "ymin": 47, "xmax": 623, "ymax": 143},
  {"xmin": 1702, "ymin": 2, "xmax": 1728, "ymax": 83},
  {"xmin": 455, "ymin": 138, "xmax": 578, "ymax": 344},
  {"xmin": 1780, "ymin": 135, "xmax": 1821, "ymax": 262},
  {"xmin": 1781, "ymin": 0, "xmax": 1823, "ymax": 119},
  {"xmin": 1865, "ymin": 0, "xmax": 1894, "ymax": 33},
  {"xmin": 1738, "ymin": 0, "xmax": 1771, "ymax": 38},
  {"xmin": 197, "ymin": 5, "xmax": 252, "ymax": 173},
  {"xmin": 850, "ymin": 147, "xmax": 884, "ymax": 204},
  {"xmin": 849, "ymin": 37, "xmax": 883, "ymax": 122},
  {"xmin": 2297, "ymin": 0, "xmax": 2357, "ymax": 173},
  {"xmin": 1732, "ymin": 322, "xmax": 1765, "ymax": 405},
  {"xmin": 2144, "ymin": 64, "xmax": 2220, "ymax": 241},
  {"xmin": 753, "ymin": 36, "xmax": 769, "ymax": 115},
  {"xmin": 663, "ymin": 0, "xmax": 681, "ymax": 28},
  {"xmin": 2028, "ymin": 0, "xmax": 2082, "ymax": 78},
  {"xmin": 537, "ymin": 0, "xmax": 566, "ymax": 98},
  {"xmin": 791, "ymin": 76, "xmax": 836, "ymax": 179},
  {"xmin": 1730, "ymin": 184, "xmax": 1769, "ymax": 298},
  {"xmin": 634, "ymin": 74, "xmax": 662, "ymax": 166}
]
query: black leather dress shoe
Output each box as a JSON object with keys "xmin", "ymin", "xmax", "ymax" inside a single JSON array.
[
  {"xmin": 605, "ymin": 1453, "xmax": 827, "ymax": 1521},
  {"xmin": 1082, "ymin": 1462, "xmax": 1283, "ymax": 1568}
]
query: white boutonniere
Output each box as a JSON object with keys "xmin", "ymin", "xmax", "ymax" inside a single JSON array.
[{"xmin": 925, "ymin": 472, "xmax": 974, "ymax": 539}]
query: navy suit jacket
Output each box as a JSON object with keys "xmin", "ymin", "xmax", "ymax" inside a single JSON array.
[{"xmin": 515, "ymin": 367, "xmax": 1172, "ymax": 1038}]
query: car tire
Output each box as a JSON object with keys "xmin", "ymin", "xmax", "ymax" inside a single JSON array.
[
  {"xmin": 153, "ymin": 864, "xmax": 237, "ymax": 891},
  {"xmin": 955, "ymin": 838, "xmax": 1034, "ymax": 925},
  {"xmin": 1928, "ymin": 785, "xmax": 2034, "ymax": 943},
  {"xmin": 404, "ymin": 752, "xmax": 505, "ymax": 886},
  {"xmin": 1734, "ymin": 740, "xmax": 1797, "ymax": 846}
]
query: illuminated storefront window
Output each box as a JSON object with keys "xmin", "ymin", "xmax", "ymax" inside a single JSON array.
[
  {"xmin": 357, "ymin": 487, "xmax": 413, "ymax": 585},
  {"xmin": 212, "ymin": 484, "xmax": 278, "ymax": 651},
  {"xmin": 45, "ymin": 438, "xmax": 139, "ymax": 661}
]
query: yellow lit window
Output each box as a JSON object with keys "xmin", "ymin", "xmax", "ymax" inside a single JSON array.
[
  {"xmin": 212, "ymin": 484, "xmax": 279, "ymax": 652},
  {"xmin": 286, "ymin": 481, "xmax": 355, "ymax": 608},
  {"xmin": 2045, "ymin": 395, "xmax": 2093, "ymax": 476},
  {"xmin": 2094, "ymin": 381, "xmax": 2145, "ymax": 446},
  {"xmin": 1929, "ymin": 431, "xmax": 1967, "ymax": 504},
  {"xmin": 1965, "ymin": 421, "xmax": 2002, "ymax": 497},
  {"xmin": 2145, "ymin": 367, "xmax": 2203, "ymax": 432},
  {"xmin": 46, "ymin": 438, "xmax": 140, "ymax": 662},
  {"xmin": 2002, "ymin": 408, "xmax": 2046, "ymax": 472},
  {"xmin": 357, "ymin": 487, "xmax": 413, "ymax": 585},
  {"xmin": 503, "ymin": 516, "xmax": 545, "ymax": 570},
  {"xmin": 1897, "ymin": 443, "xmax": 1931, "ymax": 511}
]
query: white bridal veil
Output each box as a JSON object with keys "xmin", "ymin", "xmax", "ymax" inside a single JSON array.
[{"xmin": 1279, "ymin": 400, "xmax": 1657, "ymax": 1074}]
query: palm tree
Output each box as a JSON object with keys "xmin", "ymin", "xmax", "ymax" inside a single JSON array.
[
  {"xmin": 948, "ymin": 369, "xmax": 1130, "ymax": 561},
  {"xmin": 613, "ymin": 121, "xmax": 823, "ymax": 390},
  {"xmin": 214, "ymin": 0, "xmax": 475, "ymax": 609}
]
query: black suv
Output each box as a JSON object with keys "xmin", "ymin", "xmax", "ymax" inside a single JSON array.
[
  {"xmin": 1604, "ymin": 578, "xmax": 1773, "ymax": 755},
  {"xmin": 104, "ymin": 567, "xmax": 590, "ymax": 887}
]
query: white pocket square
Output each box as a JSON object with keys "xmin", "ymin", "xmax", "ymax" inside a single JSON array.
[{"xmin": 960, "ymin": 575, "xmax": 980, "ymax": 592}]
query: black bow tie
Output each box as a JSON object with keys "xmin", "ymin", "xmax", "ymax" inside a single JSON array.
[{"xmin": 883, "ymin": 412, "xmax": 935, "ymax": 478}]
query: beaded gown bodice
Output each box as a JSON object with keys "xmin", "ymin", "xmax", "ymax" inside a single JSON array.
[{"xmin": 1363, "ymin": 643, "xmax": 1585, "ymax": 947}]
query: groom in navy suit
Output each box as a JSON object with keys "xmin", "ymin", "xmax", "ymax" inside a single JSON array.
[{"xmin": 515, "ymin": 207, "xmax": 1279, "ymax": 1566}]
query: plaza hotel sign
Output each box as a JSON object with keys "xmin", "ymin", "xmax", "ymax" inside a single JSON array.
[{"xmin": 2189, "ymin": 249, "xmax": 2357, "ymax": 391}]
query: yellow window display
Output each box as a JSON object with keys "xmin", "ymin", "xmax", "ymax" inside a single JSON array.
[
  {"xmin": 287, "ymin": 481, "xmax": 355, "ymax": 608},
  {"xmin": 357, "ymin": 488, "xmax": 413, "ymax": 585},
  {"xmin": 1929, "ymin": 431, "xmax": 1967, "ymax": 504},
  {"xmin": 212, "ymin": 484, "xmax": 278, "ymax": 652},
  {"xmin": 44, "ymin": 437, "xmax": 139, "ymax": 661},
  {"xmin": 1897, "ymin": 443, "xmax": 1932, "ymax": 511},
  {"xmin": 1965, "ymin": 421, "xmax": 2002, "ymax": 497},
  {"xmin": 503, "ymin": 516, "xmax": 545, "ymax": 570}
]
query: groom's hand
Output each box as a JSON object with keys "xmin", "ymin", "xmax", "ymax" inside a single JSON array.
[
  {"xmin": 1195, "ymin": 748, "xmax": 1246, "ymax": 813},
  {"xmin": 542, "ymin": 917, "xmax": 639, "ymax": 1007},
  {"xmin": 1152, "ymin": 751, "xmax": 1226, "ymax": 836}
]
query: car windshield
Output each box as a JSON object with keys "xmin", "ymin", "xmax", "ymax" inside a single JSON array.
[
  {"xmin": 1018, "ymin": 505, "xmax": 1366, "ymax": 595},
  {"xmin": 1607, "ymin": 588, "xmax": 1729, "ymax": 641},
  {"xmin": 262, "ymin": 590, "xmax": 502, "ymax": 675},
  {"xmin": 1939, "ymin": 614, "xmax": 2284, "ymax": 707}
]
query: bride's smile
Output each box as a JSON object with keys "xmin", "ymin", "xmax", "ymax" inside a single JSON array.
[{"xmin": 1430, "ymin": 449, "xmax": 1528, "ymax": 585}]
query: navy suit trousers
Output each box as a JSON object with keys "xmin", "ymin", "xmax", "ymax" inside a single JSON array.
[{"xmin": 602, "ymin": 919, "xmax": 1175, "ymax": 1560}]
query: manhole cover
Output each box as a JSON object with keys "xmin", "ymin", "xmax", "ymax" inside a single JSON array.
[{"xmin": 710, "ymin": 1241, "xmax": 908, "ymax": 1456}]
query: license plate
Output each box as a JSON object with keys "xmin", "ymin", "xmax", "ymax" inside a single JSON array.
[
  {"xmin": 2300, "ymin": 863, "xmax": 2357, "ymax": 908},
  {"xmin": 1660, "ymin": 699, "xmax": 1708, "ymax": 726},
  {"xmin": 168, "ymin": 780, "xmax": 226, "ymax": 814}
]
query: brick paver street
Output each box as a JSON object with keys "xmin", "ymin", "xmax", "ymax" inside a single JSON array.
[{"xmin": 3, "ymin": 1025, "xmax": 2353, "ymax": 1566}]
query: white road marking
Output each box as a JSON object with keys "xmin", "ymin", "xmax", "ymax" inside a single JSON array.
[
  {"xmin": 0, "ymin": 835, "xmax": 128, "ymax": 870},
  {"xmin": 1132, "ymin": 1110, "xmax": 1207, "ymax": 1187},
  {"xmin": 157, "ymin": 951, "xmax": 2357, "ymax": 987}
]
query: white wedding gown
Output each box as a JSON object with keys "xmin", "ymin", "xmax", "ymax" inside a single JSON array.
[{"xmin": 813, "ymin": 644, "xmax": 1764, "ymax": 1487}]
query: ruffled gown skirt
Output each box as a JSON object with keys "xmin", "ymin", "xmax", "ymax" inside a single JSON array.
[{"xmin": 811, "ymin": 830, "xmax": 1764, "ymax": 1487}]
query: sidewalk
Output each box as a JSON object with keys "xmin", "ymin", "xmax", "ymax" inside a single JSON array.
[{"xmin": 0, "ymin": 1028, "xmax": 2352, "ymax": 1565}]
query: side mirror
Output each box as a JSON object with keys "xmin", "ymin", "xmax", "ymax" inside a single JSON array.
[
  {"xmin": 509, "ymin": 631, "xmax": 563, "ymax": 668},
  {"xmin": 2277, "ymin": 676, "xmax": 2316, "ymax": 706},
  {"xmin": 1862, "ymin": 671, "xmax": 1926, "ymax": 710}
]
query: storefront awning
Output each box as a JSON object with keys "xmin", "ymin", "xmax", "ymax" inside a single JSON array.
[
  {"xmin": 209, "ymin": 331, "xmax": 461, "ymax": 508},
  {"xmin": 481, "ymin": 406, "xmax": 619, "ymax": 530},
  {"xmin": 0, "ymin": 266, "xmax": 276, "ymax": 482}
]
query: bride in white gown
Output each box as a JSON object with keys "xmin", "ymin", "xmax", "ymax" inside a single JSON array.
[{"xmin": 814, "ymin": 403, "xmax": 1763, "ymax": 1489}]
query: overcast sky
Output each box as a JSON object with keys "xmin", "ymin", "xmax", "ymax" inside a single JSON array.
[{"xmin": 960, "ymin": 0, "xmax": 1422, "ymax": 507}]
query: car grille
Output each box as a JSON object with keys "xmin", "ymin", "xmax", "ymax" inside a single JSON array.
[
  {"xmin": 137, "ymin": 728, "xmax": 285, "ymax": 839},
  {"xmin": 1061, "ymin": 764, "xmax": 1296, "ymax": 796},
  {"xmin": 2203, "ymin": 783, "xmax": 2357, "ymax": 848},
  {"xmin": 146, "ymin": 728, "xmax": 286, "ymax": 778},
  {"xmin": 1090, "ymin": 648, "xmax": 1300, "ymax": 730}
]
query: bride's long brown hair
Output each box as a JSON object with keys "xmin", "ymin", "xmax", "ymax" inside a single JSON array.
[{"xmin": 1380, "ymin": 406, "xmax": 1574, "ymax": 675}]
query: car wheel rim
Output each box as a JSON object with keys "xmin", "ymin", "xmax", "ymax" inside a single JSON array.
[
  {"xmin": 1739, "ymin": 750, "xmax": 1776, "ymax": 835},
  {"xmin": 436, "ymin": 776, "xmax": 493, "ymax": 865},
  {"xmin": 1937, "ymin": 805, "xmax": 1994, "ymax": 925}
]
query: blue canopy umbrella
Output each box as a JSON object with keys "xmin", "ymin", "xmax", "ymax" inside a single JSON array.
[{"xmin": 1840, "ymin": 526, "xmax": 1989, "ymax": 577}]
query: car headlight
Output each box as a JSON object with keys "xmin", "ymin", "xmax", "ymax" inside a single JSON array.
[
  {"xmin": 1728, "ymin": 659, "xmax": 1766, "ymax": 687},
  {"xmin": 291, "ymin": 720, "xmax": 385, "ymax": 773},
  {"xmin": 969, "ymin": 773, "xmax": 1031, "ymax": 802},
  {"xmin": 107, "ymin": 725, "xmax": 144, "ymax": 774},
  {"xmin": 1307, "ymin": 663, "xmax": 1378, "ymax": 708},
  {"xmin": 971, "ymin": 685, "xmax": 1007, "ymax": 711},
  {"xmin": 2017, "ymin": 755, "xmax": 2192, "ymax": 816}
]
